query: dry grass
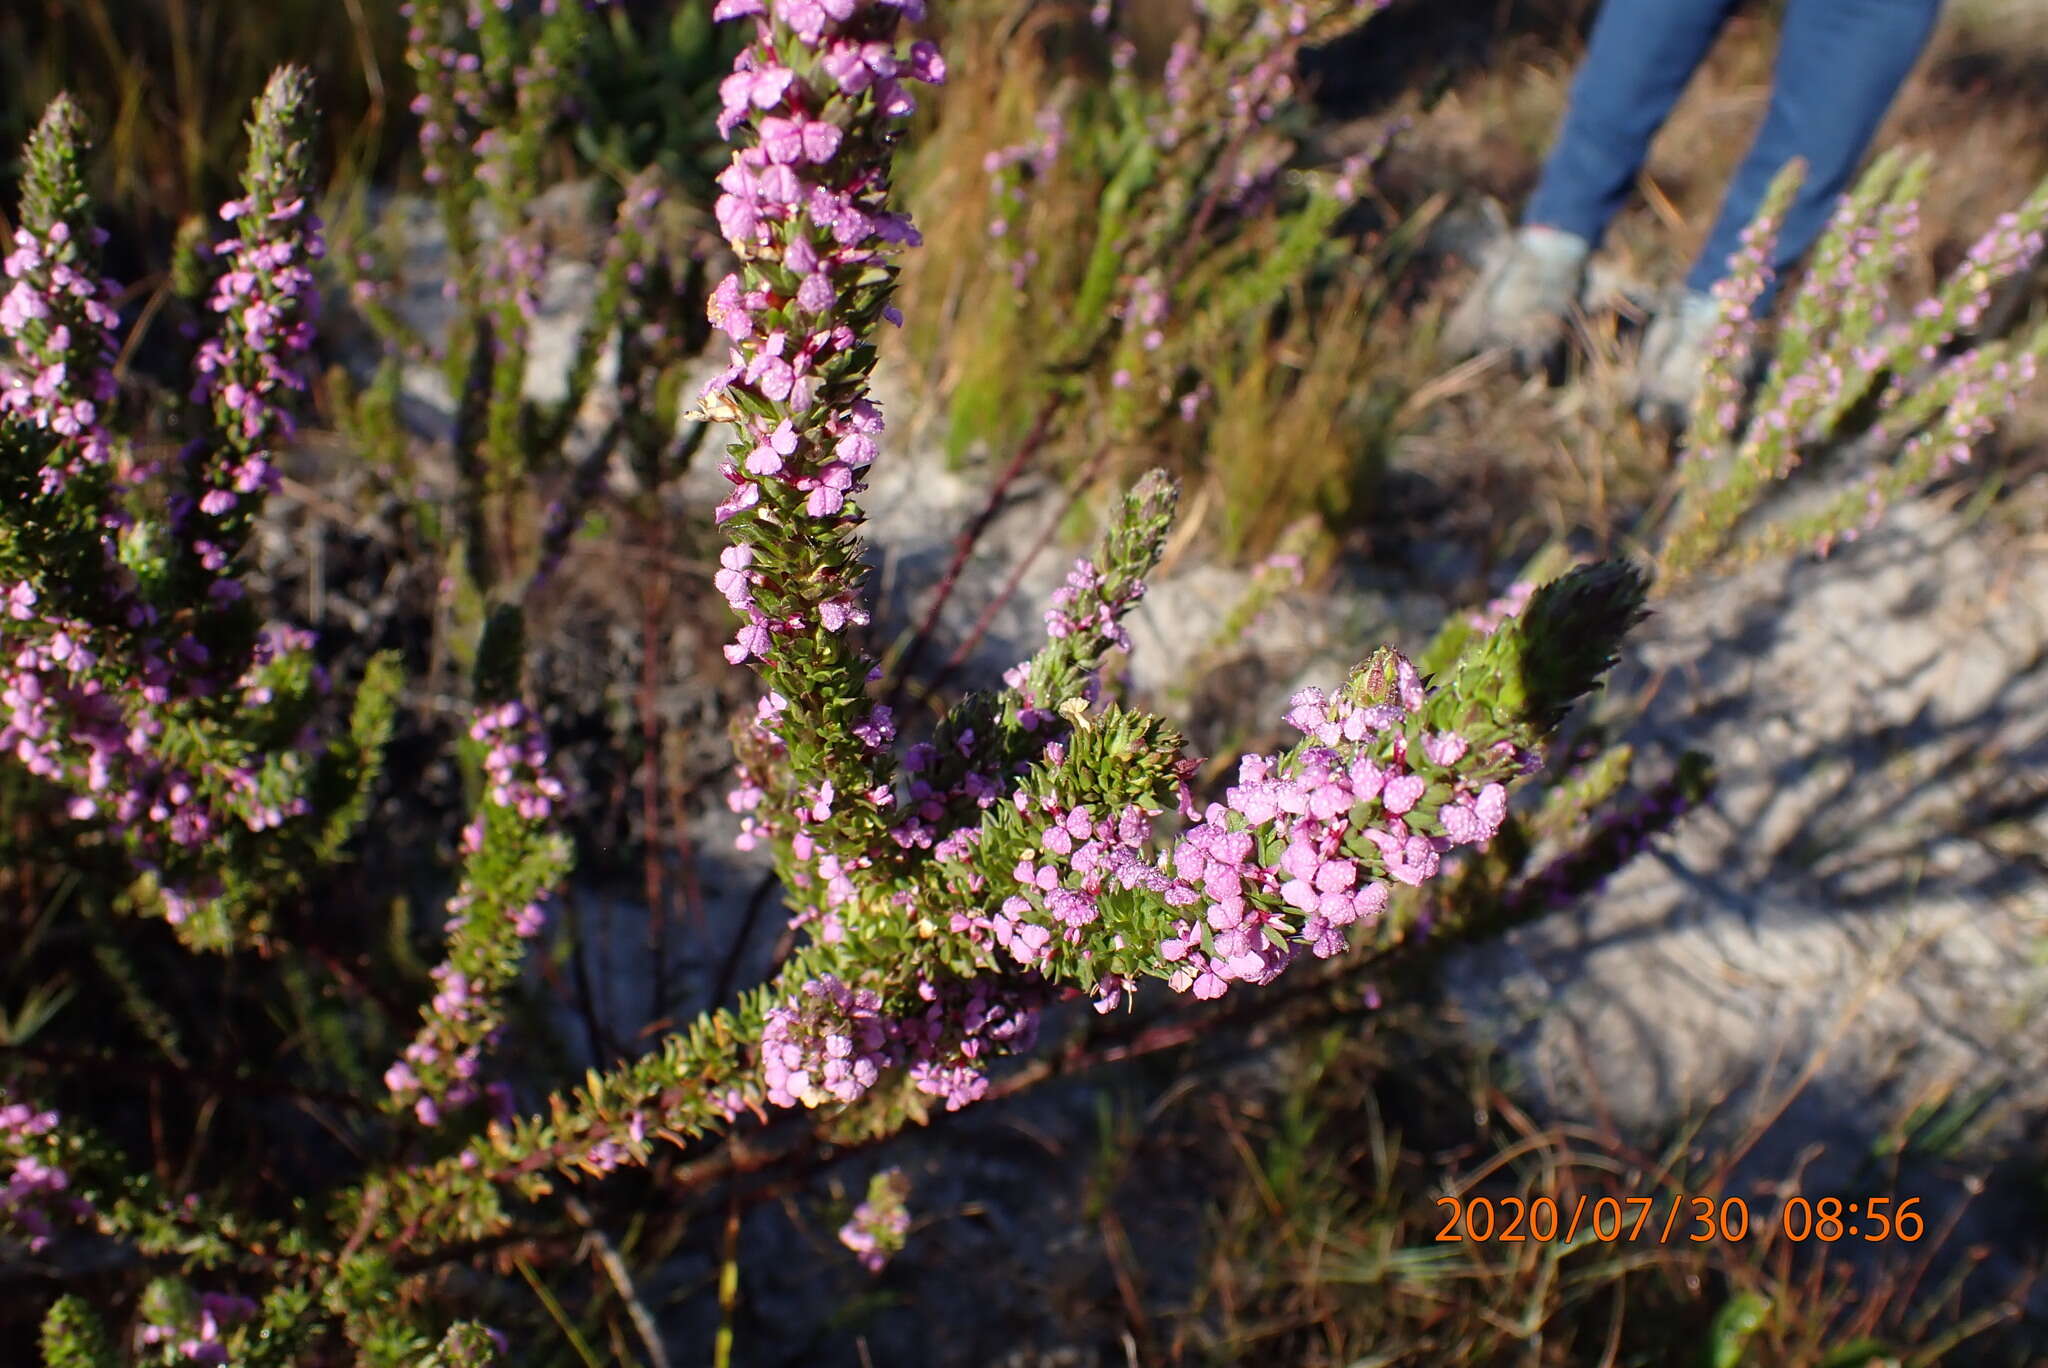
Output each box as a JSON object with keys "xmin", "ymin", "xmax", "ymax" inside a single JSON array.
[
  {"xmin": 894, "ymin": 3, "xmax": 1081, "ymax": 463},
  {"xmin": 0, "ymin": 0, "xmax": 406, "ymax": 238},
  {"xmin": 1197, "ymin": 270, "xmax": 1406, "ymax": 555},
  {"xmin": 1182, "ymin": 1014, "xmax": 2036, "ymax": 1366}
]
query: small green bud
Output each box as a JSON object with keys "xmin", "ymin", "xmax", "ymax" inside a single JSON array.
[
  {"xmin": 170, "ymin": 216, "xmax": 213, "ymax": 301},
  {"xmin": 20, "ymin": 94, "xmax": 94, "ymax": 239},
  {"xmin": 430, "ymin": 1321, "xmax": 505, "ymax": 1367}
]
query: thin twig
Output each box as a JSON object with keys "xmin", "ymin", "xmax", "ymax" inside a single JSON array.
[
  {"xmin": 525, "ymin": 414, "xmax": 625, "ymax": 597},
  {"xmin": 713, "ymin": 1185, "xmax": 743, "ymax": 1368},
  {"xmin": 451, "ymin": 317, "xmax": 497, "ymax": 596},
  {"xmin": 335, "ymin": 1183, "xmax": 389, "ymax": 1268},
  {"xmin": 637, "ymin": 511, "xmax": 674, "ymax": 1034},
  {"xmin": 386, "ymin": 960, "xmax": 1380, "ymax": 1281},
  {"xmin": 565, "ymin": 1196, "xmax": 673, "ymax": 1368},
  {"xmin": 517, "ymin": 1256, "xmax": 606, "ymax": 1368},
  {"xmin": 926, "ymin": 441, "xmax": 1112, "ymax": 699},
  {"xmin": 274, "ymin": 473, "xmax": 400, "ymax": 546},
  {"xmin": 883, "ymin": 392, "xmax": 1064, "ymax": 709},
  {"xmin": 399, "ymin": 918, "xmax": 1442, "ymax": 1270},
  {"xmin": 712, "ymin": 872, "xmax": 782, "ymax": 1011},
  {"xmin": 390, "ymin": 1222, "xmax": 577, "ymax": 1275}
]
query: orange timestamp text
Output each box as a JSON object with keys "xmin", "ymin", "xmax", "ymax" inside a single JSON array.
[{"xmin": 1435, "ymin": 1194, "xmax": 1929, "ymax": 1244}]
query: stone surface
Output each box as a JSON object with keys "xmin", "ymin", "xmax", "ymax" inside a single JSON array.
[{"xmin": 368, "ymin": 189, "xmax": 606, "ymax": 442}]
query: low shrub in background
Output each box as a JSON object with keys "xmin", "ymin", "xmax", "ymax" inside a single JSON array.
[{"xmin": 898, "ymin": 0, "xmax": 1420, "ymax": 557}]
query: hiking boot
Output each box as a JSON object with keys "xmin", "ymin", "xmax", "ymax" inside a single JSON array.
[
  {"xmin": 1441, "ymin": 224, "xmax": 1591, "ymax": 372},
  {"xmin": 1633, "ymin": 287, "xmax": 1722, "ymax": 430}
]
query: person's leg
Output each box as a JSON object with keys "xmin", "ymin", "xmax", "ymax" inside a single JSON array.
[
  {"xmin": 1445, "ymin": 0, "xmax": 1743, "ymax": 365},
  {"xmin": 1526, "ymin": 0, "xmax": 1744, "ymax": 246},
  {"xmin": 1685, "ymin": 0, "xmax": 1944, "ymax": 293}
]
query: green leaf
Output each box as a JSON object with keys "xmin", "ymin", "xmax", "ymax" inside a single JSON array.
[
  {"xmin": 1703, "ymin": 1292, "xmax": 1772, "ymax": 1368},
  {"xmin": 39, "ymin": 1295, "xmax": 118, "ymax": 1368}
]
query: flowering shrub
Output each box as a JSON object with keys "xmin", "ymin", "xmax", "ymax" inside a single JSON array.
[
  {"xmin": 0, "ymin": 0, "xmax": 1777, "ymax": 1359},
  {"xmin": 333, "ymin": 1, "xmax": 1644, "ymax": 1329},
  {"xmin": 385, "ymin": 658, "xmax": 572, "ymax": 1130},
  {"xmin": 0, "ymin": 76, "xmax": 398, "ymax": 954},
  {"xmin": 1, "ymin": 102, "xmax": 118, "ymax": 475},
  {"xmin": 1661, "ymin": 153, "xmax": 2048, "ymax": 577}
]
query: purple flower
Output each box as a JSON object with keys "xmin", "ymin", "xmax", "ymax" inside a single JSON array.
[
  {"xmin": 761, "ymin": 976, "xmax": 894, "ymax": 1108},
  {"xmin": 839, "ymin": 1168, "xmax": 912, "ymax": 1271},
  {"xmin": 386, "ymin": 700, "xmax": 567, "ymax": 1126}
]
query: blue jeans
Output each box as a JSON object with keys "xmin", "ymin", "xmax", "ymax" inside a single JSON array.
[{"xmin": 1525, "ymin": 0, "xmax": 1943, "ymax": 296}]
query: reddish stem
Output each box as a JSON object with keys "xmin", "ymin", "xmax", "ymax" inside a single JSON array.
[
  {"xmin": 638, "ymin": 512, "xmax": 673, "ymax": 1028},
  {"xmin": 925, "ymin": 441, "xmax": 1112, "ymax": 698},
  {"xmin": 883, "ymin": 392, "xmax": 1064, "ymax": 710}
]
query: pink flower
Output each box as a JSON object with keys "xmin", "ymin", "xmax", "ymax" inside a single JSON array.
[
  {"xmin": 1381, "ymin": 773, "xmax": 1426, "ymax": 816},
  {"xmin": 715, "ymin": 545, "xmax": 756, "ymax": 607},
  {"xmin": 715, "ymin": 478, "xmax": 762, "ymax": 524},
  {"xmin": 777, "ymin": 0, "xmax": 858, "ymax": 42},
  {"xmin": 725, "ymin": 620, "xmax": 775, "ymax": 664},
  {"xmin": 718, "ymin": 65, "xmax": 796, "ymax": 136},
  {"xmin": 905, "ymin": 40, "xmax": 946, "ymax": 83},
  {"xmin": 708, "ymin": 273, "xmax": 756, "ymax": 338},
  {"xmin": 760, "ymin": 116, "xmax": 845, "ymax": 165},
  {"xmin": 745, "ymin": 352, "xmax": 796, "ymax": 402},
  {"xmin": 746, "ymin": 419, "xmax": 800, "ymax": 474},
  {"xmin": 797, "ymin": 271, "xmax": 836, "ymax": 314}
]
